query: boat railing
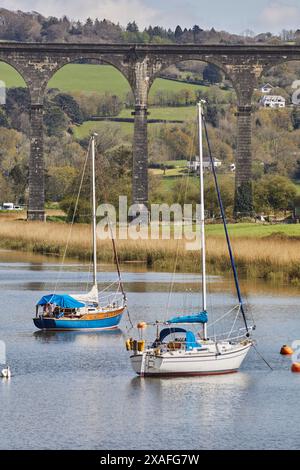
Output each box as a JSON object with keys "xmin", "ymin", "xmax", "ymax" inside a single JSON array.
[
  {"xmin": 211, "ymin": 326, "xmax": 254, "ymax": 342},
  {"xmin": 98, "ymin": 291, "xmax": 125, "ymax": 308},
  {"xmin": 139, "ymin": 327, "xmax": 253, "ymax": 352}
]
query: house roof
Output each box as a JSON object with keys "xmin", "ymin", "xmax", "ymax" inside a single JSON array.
[{"xmin": 261, "ymin": 95, "xmax": 285, "ymax": 101}]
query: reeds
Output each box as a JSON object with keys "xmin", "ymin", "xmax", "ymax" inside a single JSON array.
[{"xmin": 1, "ymin": 220, "xmax": 300, "ymax": 281}]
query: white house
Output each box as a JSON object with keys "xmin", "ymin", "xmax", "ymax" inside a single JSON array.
[
  {"xmin": 260, "ymin": 95, "xmax": 286, "ymax": 108},
  {"xmin": 260, "ymin": 83, "xmax": 273, "ymax": 94},
  {"xmin": 188, "ymin": 158, "xmax": 222, "ymax": 172}
]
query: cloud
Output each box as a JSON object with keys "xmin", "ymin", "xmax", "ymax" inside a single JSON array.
[
  {"xmin": 0, "ymin": 0, "xmax": 159, "ymax": 29},
  {"xmin": 259, "ymin": 2, "xmax": 300, "ymax": 31}
]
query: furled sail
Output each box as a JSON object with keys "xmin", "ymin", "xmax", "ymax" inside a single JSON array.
[
  {"xmin": 72, "ymin": 285, "xmax": 99, "ymax": 304},
  {"xmin": 166, "ymin": 311, "xmax": 208, "ymax": 324}
]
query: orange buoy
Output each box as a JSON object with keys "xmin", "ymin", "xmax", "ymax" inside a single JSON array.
[
  {"xmin": 137, "ymin": 321, "xmax": 147, "ymax": 329},
  {"xmin": 280, "ymin": 345, "xmax": 294, "ymax": 355},
  {"xmin": 291, "ymin": 362, "xmax": 300, "ymax": 373}
]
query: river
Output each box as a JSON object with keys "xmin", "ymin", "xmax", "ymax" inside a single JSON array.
[{"xmin": 0, "ymin": 250, "xmax": 299, "ymax": 450}]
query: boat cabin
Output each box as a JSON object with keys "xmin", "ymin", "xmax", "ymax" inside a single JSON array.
[
  {"xmin": 152, "ymin": 328, "xmax": 202, "ymax": 351},
  {"xmin": 36, "ymin": 293, "xmax": 90, "ymax": 319}
]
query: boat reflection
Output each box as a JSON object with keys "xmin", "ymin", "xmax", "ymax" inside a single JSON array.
[{"xmin": 33, "ymin": 328, "xmax": 122, "ymax": 343}]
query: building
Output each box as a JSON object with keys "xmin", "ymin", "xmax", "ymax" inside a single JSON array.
[
  {"xmin": 260, "ymin": 83, "xmax": 273, "ymax": 94},
  {"xmin": 187, "ymin": 158, "xmax": 222, "ymax": 173},
  {"xmin": 260, "ymin": 95, "xmax": 286, "ymax": 108}
]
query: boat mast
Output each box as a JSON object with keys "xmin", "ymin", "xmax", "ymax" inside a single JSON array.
[
  {"xmin": 197, "ymin": 101, "xmax": 207, "ymax": 340},
  {"xmin": 91, "ymin": 133, "xmax": 98, "ymax": 287},
  {"xmin": 202, "ymin": 115, "xmax": 250, "ymax": 336}
]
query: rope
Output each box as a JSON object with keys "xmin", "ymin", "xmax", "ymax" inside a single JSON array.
[
  {"xmin": 207, "ymin": 304, "xmax": 240, "ymax": 328},
  {"xmin": 53, "ymin": 139, "xmax": 91, "ymax": 293},
  {"xmin": 226, "ymin": 305, "xmax": 241, "ymax": 341},
  {"xmin": 252, "ymin": 343, "xmax": 273, "ymax": 371}
]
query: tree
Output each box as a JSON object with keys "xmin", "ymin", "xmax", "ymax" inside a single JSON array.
[
  {"xmin": 192, "ymin": 25, "xmax": 203, "ymax": 42},
  {"xmin": 203, "ymin": 64, "xmax": 223, "ymax": 84},
  {"xmin": 46, "ymin": 165, "xmax": 78, "ymax": 202},
  {"xmin": 204, "ymin": 175, "xmax": 234, "ymax": 217},
  {"xmin": 126, "ymin": 21, "xmax": 139, "ymax": 33},
  {"xmin": 60, "ymin": 197, "xmax": 91, "ymax": 223},
  {"xmin": 0, "ymin": 172, "xmax": 14, "ymax": 202},
  {"xmin": 0, "ymin": 127, "xmax": 29, "ymax": 203},
  {"xmin": 206, "ymin": 105, "xmax": 219, "ymax": 127},
  {"xmin": 254, "ymin": 175, "xmax": 297, "ymax": 213},
  {"xmin": 44, "ymin": 103, "xmax": 68, "ymax": 137},
  {"xmin": 53, "ymin": 93, "xmax": 84, "ymax": 124},
  {"xmin": 174, "ymin": 25, "xmax": 183, "ymax": 40}
]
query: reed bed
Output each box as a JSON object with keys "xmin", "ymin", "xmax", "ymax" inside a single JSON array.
[{"xmin": 1, "ymin": 220, "xmax": 300, "ymax": 281}]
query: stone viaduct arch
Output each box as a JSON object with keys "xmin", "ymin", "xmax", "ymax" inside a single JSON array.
[{"xmin": 0, "ymin": 42, "xmax": 299, "ymax": 219}]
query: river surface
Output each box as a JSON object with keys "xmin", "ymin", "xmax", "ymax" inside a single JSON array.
[{"xmin": 0, "ymin": 249, "xmax": 300, "ymax": 450}]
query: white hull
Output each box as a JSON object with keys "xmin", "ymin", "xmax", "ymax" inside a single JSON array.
[{"xmin": 130, "ymin": 340, "xmax": 252, "ymax": 377}]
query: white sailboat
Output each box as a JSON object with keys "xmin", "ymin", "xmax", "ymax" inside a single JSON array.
[{"xmin": 127, "ymin": 102, "xmax": 253, "ymax": 376}]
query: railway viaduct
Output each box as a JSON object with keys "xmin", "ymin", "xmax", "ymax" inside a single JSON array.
[{"xmin": 0, "ymin": 42, "xmax": 299, "ymax": 220}]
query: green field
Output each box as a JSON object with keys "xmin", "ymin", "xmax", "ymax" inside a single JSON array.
[
  {"xmin": 73, "ymin": 106, "xmax": 197, "ymax": 139},
  {"xmin": 205, "ymin": 222, "xmax": 300, "ymax": 238},
  {"xmin": 72, "ymin": 120, "xmax": 133, "ymax": 139},
  {"xmin": 0, "ymin": 62, "xmax": 26, "ymax": 86},
  {"xmin": 119, "ymin": 106, "xmax": 197, "ymax": 121},
  {"xmin": 0, "ymin": 62, "xmax": 206, "ymax": 96}
]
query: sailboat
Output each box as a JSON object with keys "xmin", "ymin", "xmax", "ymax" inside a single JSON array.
[
  {"xmin": 127, "ymin": 101, "xmax": 253, "ymax": 376},
  {"xmin": 33, "ymin": 134, "xmax": 127, "ymax": 331}
]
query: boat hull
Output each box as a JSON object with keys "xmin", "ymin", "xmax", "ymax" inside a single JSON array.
[
  {"xmin": 130, "ymin": 342, "xmax": 252, "ymax": 377},
  {"xmin": 33, "ymin": 309, "xmax": 124, "ymax": 331}
]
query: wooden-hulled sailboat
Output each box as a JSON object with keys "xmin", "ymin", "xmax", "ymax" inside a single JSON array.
[
  {"xmin": 33, "ymin": 134, "xmax": 127, "ymax": 331},
  {"xmin": 127, "ymin": 102, "xmax": 253, "ymax": 376}
]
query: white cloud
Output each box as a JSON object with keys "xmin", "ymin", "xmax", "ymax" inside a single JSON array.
[
  {"xmin": 259, "ymin": 2, "xmax": 300, "ymax": 31},
  {"xmin": 0, "ymin": 0, "xmax": 159, "ymax": 29}
]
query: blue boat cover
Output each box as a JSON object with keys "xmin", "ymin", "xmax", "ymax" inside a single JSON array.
[
  {"xmin": 159, "ymin": 327, "xmax": 186, "ymax": 343},
  {"xmin": 185, "ymin": 331, "xmax": 199, "ymax": 350},
  {"xmin": 152, "ymin": 328, "xmax": 201, "ymax": 350},
  {"xmin": 166, "ymin": 311, "xmax": 208, "ymax": 324},
  {"xmin": 37, "ymin": 294, "xmax": 85, "ymax": 309}
]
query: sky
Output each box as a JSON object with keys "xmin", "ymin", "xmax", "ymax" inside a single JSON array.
[{"xmin": 1, "ymin": 0, "xmax": 300, "ymax": 34}]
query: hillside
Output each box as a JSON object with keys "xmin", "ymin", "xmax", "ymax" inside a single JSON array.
[{"xmin": 0, "ymin": 7, "xmax": 288, "ymax": 44}]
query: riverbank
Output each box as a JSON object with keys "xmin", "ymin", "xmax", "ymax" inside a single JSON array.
[{"xmin": 1, "ymin": 219, "xmax": 300, "ymax": 282}]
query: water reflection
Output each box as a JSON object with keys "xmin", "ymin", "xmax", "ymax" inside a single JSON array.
[
  {"xmin": 33, "ymin": 328, "xmax": 122, "ymax": 343},
  {"xmin": 1, "ymin": 250, "xmax": 300, "ymax": 450}
]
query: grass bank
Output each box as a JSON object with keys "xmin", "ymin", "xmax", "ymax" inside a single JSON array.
[{"xmin": 1, "ymin": 220, "xmax": 300, "ymax": 282}]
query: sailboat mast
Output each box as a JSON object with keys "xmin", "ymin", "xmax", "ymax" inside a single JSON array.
[
  {"xmin": 91, "ymin": 134, "xmax": 97, "ymax": 287},
  {"xmin": 197, "ymin": 101, "xmax": 207, "ymax": 340}
]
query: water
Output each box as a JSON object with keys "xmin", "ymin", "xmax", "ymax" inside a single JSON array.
[{"xmin": 0, "ymin": 250, "xmax": 300, "ymax": 450}]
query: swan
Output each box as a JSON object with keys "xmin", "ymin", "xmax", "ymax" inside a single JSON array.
[{"xmin": 1, "ymin": 365, "xmax": 11, "ymax": 379}]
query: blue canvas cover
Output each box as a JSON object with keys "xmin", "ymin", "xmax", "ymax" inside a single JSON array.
[
  {"xmin": 37, "ymin": 294, "xmax": 85, "ymax": 309},
  {"xmin": 166, "ymin": 311, "xmax": 208, "ymax": 324},
  {"xmin": 159, "ymin": 327, "xmax": 187, "ymax": 343},
  {"xmin": 185, "ymin": 331, "xmax": 200, "ymax": 350},
  {"xmin": 151, "ymin": 328, "xmax": 201, "ymax": 350}
]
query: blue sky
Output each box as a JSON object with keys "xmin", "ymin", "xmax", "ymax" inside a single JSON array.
[{"xmin": 2, "ymin": 0, "xmax": 300, "ymax": 33}]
